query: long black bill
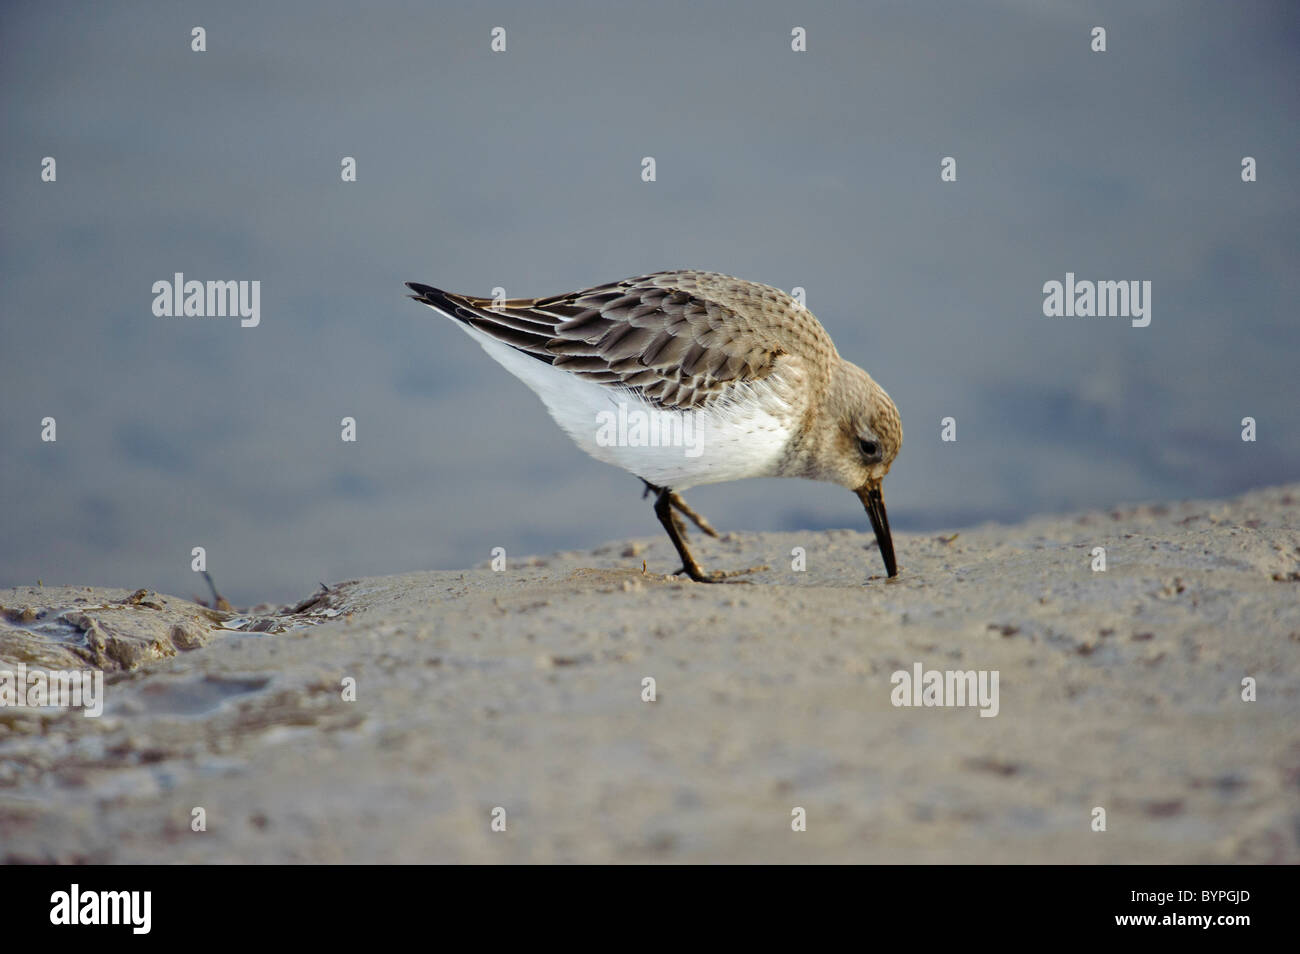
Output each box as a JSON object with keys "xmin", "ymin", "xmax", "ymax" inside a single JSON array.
[{"xmin": 857, "ymin": 486, "xmax": 897, "ymax": 578}]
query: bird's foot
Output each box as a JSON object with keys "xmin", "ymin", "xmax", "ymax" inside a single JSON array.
[{"xmin": 671, "ymin": 563, "xmax": 769, "ymax": 583}]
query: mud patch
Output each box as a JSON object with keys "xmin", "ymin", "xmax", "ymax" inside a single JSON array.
[{"xmin": 0, "ymin": 586, "xmax": 349, "ymax": 672}]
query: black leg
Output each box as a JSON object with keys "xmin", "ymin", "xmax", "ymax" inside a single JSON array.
[
  {"xmin": 653, "ymin": 487, "xmax": 716, "ymax": 582},
  {"xmin": 640, "ymin": 479, "xmax": 719, "ymax": 538},
  {"xmin": 648, "ymin": 485, "xmax": 768, "ymax": 583}
]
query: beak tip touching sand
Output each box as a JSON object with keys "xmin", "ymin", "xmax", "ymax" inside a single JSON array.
[{"xmin": 858, "ymin": 485, "xmax": 898, "ymax": 579}]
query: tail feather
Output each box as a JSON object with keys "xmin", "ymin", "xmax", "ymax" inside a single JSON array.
[{"xmin": 406, "ymin": 281, "xmax": 556, "ymax": 364}]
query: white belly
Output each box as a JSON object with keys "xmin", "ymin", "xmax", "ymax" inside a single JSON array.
[{"xmin": 462, "ymin": 325, "xmax": 797, "ymax": 489}]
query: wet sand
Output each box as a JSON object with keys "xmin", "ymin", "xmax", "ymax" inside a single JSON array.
[{"xmin": 1, "ymin": 484, "xmax": 1297, "ymax": 863}]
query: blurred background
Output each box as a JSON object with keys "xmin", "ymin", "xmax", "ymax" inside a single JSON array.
[{"xmin": 2, "ymin": 0, "xmax": 1297, "ymax": 604}]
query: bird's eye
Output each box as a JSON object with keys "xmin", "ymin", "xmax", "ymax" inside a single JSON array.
[{"xmin": 858, "ymin": 439, "xmax": 880, "ymax": 459}]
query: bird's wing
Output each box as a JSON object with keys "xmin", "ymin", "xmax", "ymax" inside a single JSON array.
[{"xmin": 406, "ymin": 270, "xmax": 832, "ymax": 411}]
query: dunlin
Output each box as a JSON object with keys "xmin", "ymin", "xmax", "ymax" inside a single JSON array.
[{"xmin": 407, "ymin": 270, "xmax": 902, "ymax": 581}]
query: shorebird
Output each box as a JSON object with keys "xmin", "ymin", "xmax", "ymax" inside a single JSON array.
[{"xmin": 407, "ymin": 270, "xmax": 902, "ymax": 581}]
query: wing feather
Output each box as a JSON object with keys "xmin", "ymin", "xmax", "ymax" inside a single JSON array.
[{"xmin": 406, "ymin": 270, "xmax": 832, "ymax": 411}]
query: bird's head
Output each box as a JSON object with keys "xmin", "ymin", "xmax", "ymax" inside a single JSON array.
[{"xmin": 818, "ymin": 361, "xmax": 902, "ymax": 577}]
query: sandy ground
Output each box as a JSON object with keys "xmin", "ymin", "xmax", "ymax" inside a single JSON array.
[{"xmin": 1, "ymin": 484, "xmax": 1297, "ymax": 863}]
